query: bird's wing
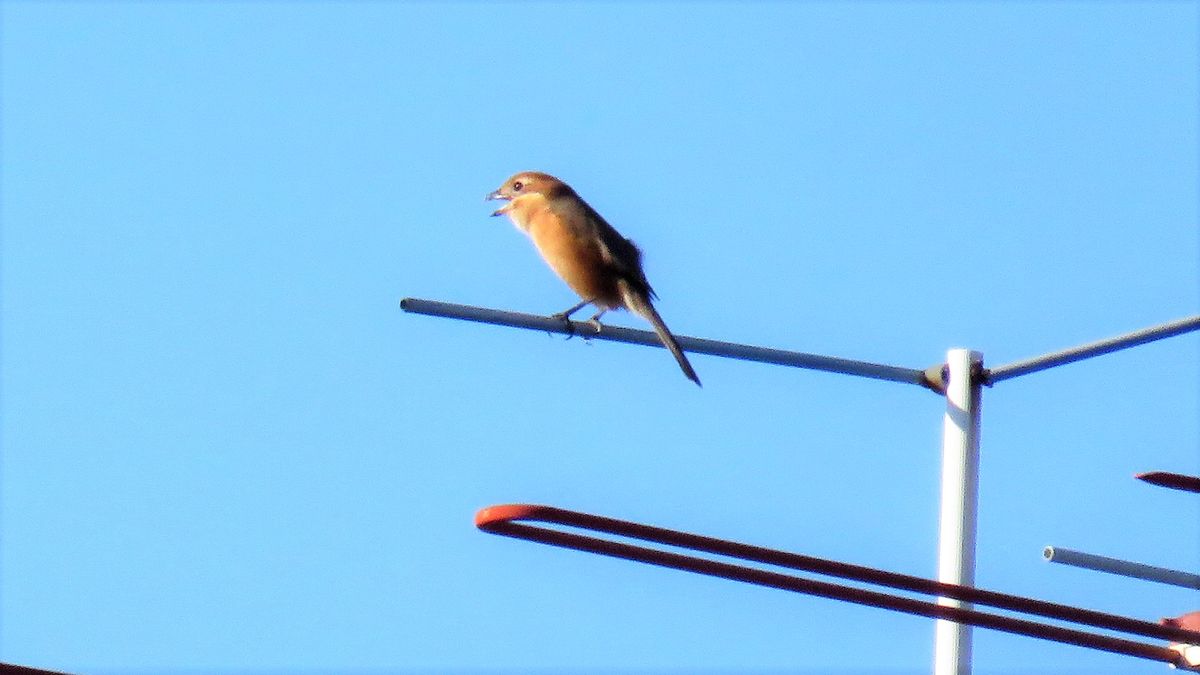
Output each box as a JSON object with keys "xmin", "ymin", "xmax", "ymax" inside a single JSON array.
[{"xmin": 576, "ymin": 200, "xmax": 658, "ymax": 300}]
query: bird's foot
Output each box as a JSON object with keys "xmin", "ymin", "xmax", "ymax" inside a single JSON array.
[
  {"xmin": 549, "ymin": 312, "xmax": 578, "ymax": 341},
  {"xmin": 586, "ymin": 309, "xmax": 607, "ymax": 336},
  {"xmin": 550, "ymin": 300, "xmax": 594, "ymax": 341}
]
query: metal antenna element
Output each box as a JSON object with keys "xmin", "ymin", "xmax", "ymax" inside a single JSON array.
[
  {"xmin": 476, "ymin": 504, "xmax": 1198, "ymax": 667},
  {"xmin": 985, "ymin": 315, "xmax": 1200, "ymax": 383},
  {"xmin": 1044, "ymin": 546, "xmax": 1200, "ymax": 590},
  {"xmin": 1137, "ymin": 471, "xmax": 1200, "ymax": 494},
  {"xmin": 401, "ymin": 298, "xmax": 935, "ymax": 389},
  {"xmin": 404, "ymin": 298, "xmax": 1200, "ymax": 674},
  {"xmin": 0, "ymin": 662, "xmax": 77, "ymax": 675}
]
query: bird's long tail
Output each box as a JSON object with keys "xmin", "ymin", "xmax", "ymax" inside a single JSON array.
[{"xmin": 623, "ymin": 287, "xmax": 701, "ymax": 387}]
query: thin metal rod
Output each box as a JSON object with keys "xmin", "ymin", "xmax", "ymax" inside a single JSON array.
[
  {"xmin": 475, "ymin": 506, "xmax": 1192, "ymax": 666},
  {"xmin": 1045, "ymin": 546, "xmax": 1200, "ymax": 590},
  {"xmin": 401, "ymin": 298, "xmax": 932, "ymax": 387},
  {"xmin": 986, "ymin": 315, "xmax": 1200, "ymax": 383},
  {"xmin": 934, "ymin": 350, "xmax": 983, "ymax": 675},
  {"xmin": 475, "ymin": 505, "xmax": 1200, "ymax": 645},
  {"xmin": 1137, "ymin": 471, "xmax": 1200, "ymax": 494}
]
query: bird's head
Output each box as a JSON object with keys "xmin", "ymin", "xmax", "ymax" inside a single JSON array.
[{"xmin": 485, "ymin": 171, "xmax": 567, "ymax": 217}]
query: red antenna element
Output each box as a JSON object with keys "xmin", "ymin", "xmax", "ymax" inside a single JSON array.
[
  {"xmin": 476, "ymin": 504, "xmax": 1198, "ymax": 668},
  {"xmin": 1137, "ymin": 471, "xmax": 1200, "ymax": 494}
]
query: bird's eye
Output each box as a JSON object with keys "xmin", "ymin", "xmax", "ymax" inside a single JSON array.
[{"xmin": 512, "ymin": 181, "xmax": 524, "ymax": 192}]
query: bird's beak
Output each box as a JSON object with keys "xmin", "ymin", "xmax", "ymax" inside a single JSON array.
[{"xmin": 485, "ymin": 189, "xmax": 510, "ymax": 217}]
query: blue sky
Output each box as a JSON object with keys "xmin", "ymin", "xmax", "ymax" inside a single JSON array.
[{"xmin": 2, "ymin": 1, "xmax": 1197, "ymax": 673}]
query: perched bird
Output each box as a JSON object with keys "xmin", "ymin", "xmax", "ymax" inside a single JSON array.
[{"xmin": 486, "ymin": 171, "xmax": 700, "ymax": 386}]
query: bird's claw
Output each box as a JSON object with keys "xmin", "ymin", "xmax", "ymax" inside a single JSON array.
[
  {"xmin": 549, "ymin": 312, "xmax": 577, "ymax": 341},
  {"xmin": 587, "ymin": 318, "xmax": 604, "ymax": 334}
]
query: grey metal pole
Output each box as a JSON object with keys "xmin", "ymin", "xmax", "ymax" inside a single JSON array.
[
  {"xmin": 934, "ymin": 349, "xmax": 983, "ymax": 675},
  {"xmin": 1044, "ymin": 547, "xmax": 1200, "ymax": 590}
]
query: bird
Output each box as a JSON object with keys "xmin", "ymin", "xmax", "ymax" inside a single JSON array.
[{"xmin": 486, "ymin": 171, "xmax": 701, "ymax": 386}]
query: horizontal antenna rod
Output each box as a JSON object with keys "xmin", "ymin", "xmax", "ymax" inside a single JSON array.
[
  {"xmin": 1044, "ymin": 546, "xmax": 1200, "ymax": 590},
  {"xmin": 401, "ymin": 298, "xmax": 933, "ymax": 388},
  {"xmin": 476, "ymin": 505, "xmax": 1195, "ymax": 665},
  {"xmin": 986, "ymin": 315, "xmax": 1200, "ymax": 383}
]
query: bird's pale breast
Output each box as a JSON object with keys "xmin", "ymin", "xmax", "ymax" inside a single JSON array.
[{"xmin": 519, "ymin": 203, "xmax": 620, "ymax": 307}]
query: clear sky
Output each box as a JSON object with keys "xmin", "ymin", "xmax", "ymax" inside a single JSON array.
[{"xmin": 2, "ymin": 2, "xmax": 1197, "ymax": 674}]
